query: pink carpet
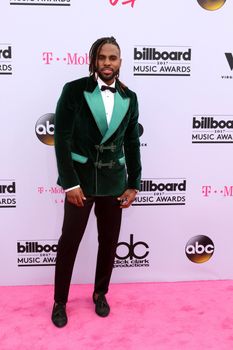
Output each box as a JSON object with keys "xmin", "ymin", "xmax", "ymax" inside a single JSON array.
[{"xmin": 1, "ymin": 281, "xmax": 233, "ymax": 349}]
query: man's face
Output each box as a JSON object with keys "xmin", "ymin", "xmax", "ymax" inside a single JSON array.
[{"xmin": 96, "ymin": 43, "xmax": 122, "ymax": 85}]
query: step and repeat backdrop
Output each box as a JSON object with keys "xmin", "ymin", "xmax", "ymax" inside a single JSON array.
[{"xmin": 1, "ymin": 0, "xmax": 233, "ymax": 286}]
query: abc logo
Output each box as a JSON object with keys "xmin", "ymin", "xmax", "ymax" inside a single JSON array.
[
  {"xmin": 138, "ymin": 123, "xmax": 144, "ymax": 137},
  {"xmin": 116, "ymin": 234, "xmax": 149, "ymax": 260},
  {"xmin": 185, "ymin": 235, "xmax": 214, "ymax": 263},
  {"xmin": 197, "ymin": 0, "xmax": 226, "ymax": 11},
  {"xmin": 35, "ymin": 113, "xmax": 55, "ymax": 145}
]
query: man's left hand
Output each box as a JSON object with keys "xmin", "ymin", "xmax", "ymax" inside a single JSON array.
[{"xmin": 117, "ymin": 189, "xmax": 138, "ymax": 208}]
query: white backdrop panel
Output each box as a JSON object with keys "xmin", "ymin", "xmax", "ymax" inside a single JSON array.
[{"xmin": 1, "ymin": 0, "xmax": 233, "ymax": 286}]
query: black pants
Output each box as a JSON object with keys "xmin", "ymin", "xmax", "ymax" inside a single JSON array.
[{"xmin": 54, "ymin": 196, "xmax": 122, "ymax": 304}]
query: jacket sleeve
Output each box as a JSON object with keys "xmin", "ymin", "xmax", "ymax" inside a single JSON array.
[
  {"xmin": 123, "ymin": 92, "xmax": 142, "ymax": 190},
  {"xmin": 54, "ymin": 83, "xmax": 80, "ymax": 190}
]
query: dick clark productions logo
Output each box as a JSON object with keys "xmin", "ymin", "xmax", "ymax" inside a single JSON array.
[
  {"xmin": 185, "ymin": 235, "xmax": 214, "ymax": 263},
  {"xmin": 114, "ymin": 234, "xmax": 150, "ymax": 268}
]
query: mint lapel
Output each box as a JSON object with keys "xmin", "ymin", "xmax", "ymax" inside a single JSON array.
[
  {"xmin": 100, "ymin": 92, "xmax": 130, "ymax": 145},
  {"xmin": 84, "ymin": 86, "xmax": 108, "ymax": 136}
]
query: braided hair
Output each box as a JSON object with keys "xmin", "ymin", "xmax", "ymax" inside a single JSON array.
[{"xmin": 89, "ymin": 36, "xmax": 126, "ymax": 90}]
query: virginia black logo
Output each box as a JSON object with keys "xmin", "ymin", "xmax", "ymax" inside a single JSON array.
[
  {"xmin": 133, "ymin": 46, "xmax": 191, "ymax": 77},
  {"xmin": 10, "ymin": 0, "xmax": 71, "ymax": 6},
  {"xmin": 0, "ymin": 44, "xmax": 12, "ymax": 75},
  {"xmin": 0, "ymin": 180, "xmax": 16, "ymax": 208},
  {"xmin": 192, "ymin": 115, "xmax": 233, "ymax": 143},
  {"xmin": 133, "ymin": 178, "xmax": 186, "ymax": 206},
  {"xmin": 185, "ymin": 235, "xmax": 214, "ymax": 263},
  {"xmin": 197, "ymin": 0, "xmax": 226, "ymax": 11},
  {"xmin": 221, "ymin": 53, "xmax": 233, "ymax": 80},
  {"xmin": 114, "ymin": 234, "xmax": 149, "ymax": 268},
  {"xmin": 225, "ymin": 53, "xmax": 233, "ymax": 71},
  {"xmin": 35, "ymin": 113, "xmax": 55, "ymax": 145},
  {"xmin": 17, "ymin": 240, "xmax": 58, "ymax": 266}
]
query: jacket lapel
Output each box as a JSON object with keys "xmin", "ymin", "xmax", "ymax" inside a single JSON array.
[
  {"xmin": 83, "ymin": 77, "xmax": 130, "ymax": 143},
  {"xmin": 84, "ymin": 85, "xmax": 108, "ymax": 137},
  {"xmin": 100, "ymin": 91, "xmax": 130, "ymax": 144}
]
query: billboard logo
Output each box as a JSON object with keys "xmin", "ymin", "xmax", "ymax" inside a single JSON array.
[
  {"xmin": 10, "ymin": 0, "xmax": 71, "ymax": 6},
  {"xmin": 133, "ymin": 46, "xmax": 191, "ymax": 77},
  {"xmin": 133, "ymin": 178, "xmax": 186, "ymax": 206},
  {"xmin": 192, "ymin": 115, "xmax": 233, "ymax": 143},
  {"xmin": 17, "ymin": 240, "xmax": 58, "ymax": 266},
  {"xmin": 0, "ymin": 180, "xmax": 16, "ymax": 208},
  {"xmin": 0, "ymin": 44, "xmax": 12, "ymax": 75}
]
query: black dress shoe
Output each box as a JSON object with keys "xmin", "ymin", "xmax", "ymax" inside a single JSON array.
[
  {"xmin": 93, "ymin": 293, "xmax": 110, "ymax": 317},
  {"xmin": 51, "ymin": 302, "xmax": 68, "ymax": 328}
]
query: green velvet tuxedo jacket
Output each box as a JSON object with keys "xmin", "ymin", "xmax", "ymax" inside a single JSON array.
[{"xmin": 54, "ymin": 76, "xmax": 141, "ymax": 196}]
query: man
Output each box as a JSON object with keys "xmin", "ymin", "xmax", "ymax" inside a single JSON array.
[{"xmin": 52, "ymin": 36, "xmax": 141, "ymax": 327}]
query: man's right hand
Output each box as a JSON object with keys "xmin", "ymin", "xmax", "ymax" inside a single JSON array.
[{"xmin": 66, "ymin": 187, "xmax": 86, "ymax": 207}]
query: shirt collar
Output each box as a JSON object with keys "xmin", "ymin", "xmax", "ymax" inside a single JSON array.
[{"xmin": 97, "ymin": 77, "xmax": 116, "ymax": 90}]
